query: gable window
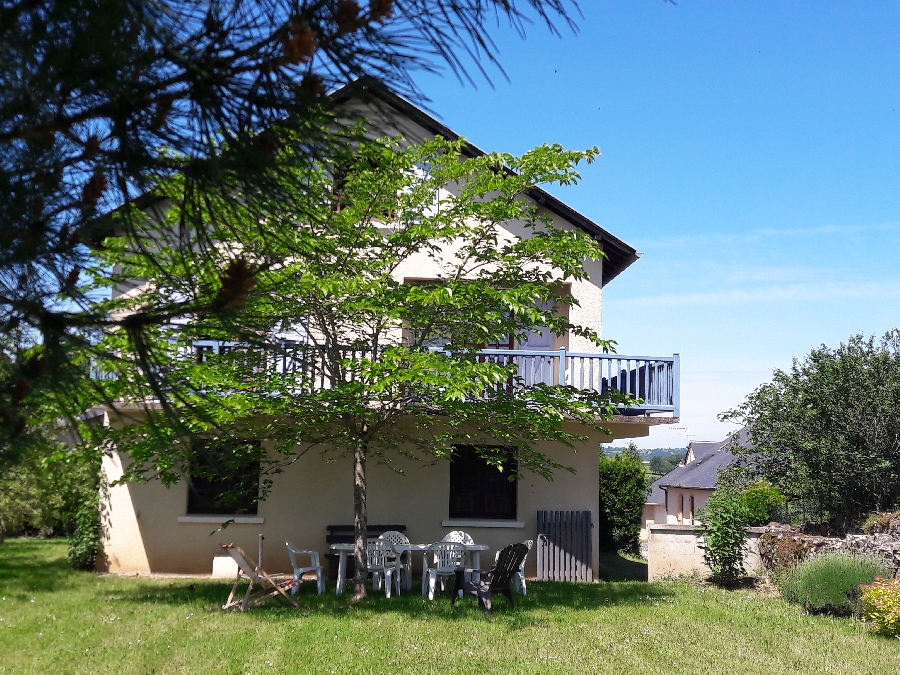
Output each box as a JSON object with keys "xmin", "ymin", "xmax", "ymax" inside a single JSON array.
[
  {"xmin": 186, "ymin": 441, "xmax": 261, "ymax": 515},
  {"xmin": 449, "ymin": 445, "xmax": 517, "ymax": 520}
]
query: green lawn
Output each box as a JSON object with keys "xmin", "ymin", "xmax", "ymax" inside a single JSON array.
[{"xmin": 2, "ymin": 539, "xmax": 899, "ymax": 674}]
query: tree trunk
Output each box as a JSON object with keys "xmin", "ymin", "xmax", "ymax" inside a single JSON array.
[{"xmin": 352, "ymin": 438, "xmax": 368, "ymax": 599}]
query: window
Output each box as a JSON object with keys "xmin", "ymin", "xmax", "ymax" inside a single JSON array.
[
  {"xmin": 186, "ymin": 441, "xmax": 261, "ymax": 515},
  {"xmin": 449, "ymin": 445, "xmax": 517, "ymax": 520}
]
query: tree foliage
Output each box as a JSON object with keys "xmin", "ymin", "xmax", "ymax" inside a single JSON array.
[
  {"xmin": 96, "ymin": 135, "xmax": 632, "ymax": 597},
  {"xmin": 0, "ymin": 425, "xmax": 101, "ymax": 565},
  {"xmin": 598, "ymin": 442, "xmax": 647, "ymax": 553},
  {"xmin": 697, "ymin": 486, "xmax": 749, "ymax": 584},
  {"xmin": 649, "ymin": 453, "xmax": 681, "ymax": 475},
  {"xmin": 741, "ymin": 481, "xmax": 784, "ymax": 526},
  {"xmin": 722, "ymin": 331, "xmax": 900, "ymax": 526},
  {"xmin": 0, "ymin": 0, "xmax": 579, "ymax": 461}
]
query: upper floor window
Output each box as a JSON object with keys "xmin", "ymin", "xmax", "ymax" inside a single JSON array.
[
  {"xmin": 186, "ymin": 441, "xmax": 261, "ymax": 515},
  {"xmin": 449, "ymin": 445, "xmax": 517, "ymax": 520}
]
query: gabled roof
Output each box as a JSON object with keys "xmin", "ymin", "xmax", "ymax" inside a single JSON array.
[
  {"xmin": 655, "ymin": 430, "xmax": 749, "ymax": 491},
  {"xmin": 332, "ymin": 78, "xmax": 641, "ymax": 287},
  {"xmin": 93, "ymin": 79, "xmax": 642, "ymax": 286}
]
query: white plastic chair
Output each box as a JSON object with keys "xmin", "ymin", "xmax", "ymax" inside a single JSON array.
[
  {"xmin": 285, "ymin": 541, "xmax": 325, "ymax": 595},
  {"xmin": 367, "ymin": 539, "xmax": 395, "ymax": 598},
  {"xmin": 442, "ymin": 530, "xmax": 475, "ymax": 566},
  {"xmin": 378, "ymin": 530, "xmax": 411, "ymax": 596},
  {"xmin": 495, "ymin": 539, "xmax": 533, "ymax": 595},
  {"xmin": 441, "ymin": 530, "xmax": 475, "ymax": 545},
  {"xmin": 422, "ymin": 542, "xmax": 465, "ymax": 600}
]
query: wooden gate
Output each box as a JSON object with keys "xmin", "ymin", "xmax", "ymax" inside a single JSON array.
[{"xmin": 536, "ymin": 510, "xmax": 593, "ymax": 582}]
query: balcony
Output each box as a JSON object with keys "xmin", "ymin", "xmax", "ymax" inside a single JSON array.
[
  {"xmin": 92, "ymin": 341, "xmax": 679, "ymax": 418},
  {"xmin": 187, "ymin": 341, "xmax": 680, "ymax": 418},
  {"xmin": 475, "ymin": 348, "xmax": 679, "ymax": 418}
]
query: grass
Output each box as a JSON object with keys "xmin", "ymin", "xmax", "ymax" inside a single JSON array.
[
  {"xmin": 598, "ymin": 551, "xmax": 648, "ymax": 581},
  {"xmin": 3, "ymin": 539, "xmax": 900, "ymax": 674}
]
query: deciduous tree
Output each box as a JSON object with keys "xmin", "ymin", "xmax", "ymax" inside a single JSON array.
[
  {"xmin": 722, "ymin": 331, "xmax": 900, "ymax": 527},
  {"xmin": 598, "ymin": 441, "xmax": 647, "ymax": 553},
  {"xmin": 96, "ymin": 135, "xmax": 632, "ymax": 598}
]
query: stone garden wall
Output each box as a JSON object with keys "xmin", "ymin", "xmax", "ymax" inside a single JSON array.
[{"xmin": 758, "ymin": 523, "xmax": 900, "ymax": 573}]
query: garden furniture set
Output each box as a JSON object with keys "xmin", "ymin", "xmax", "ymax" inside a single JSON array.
[{"xmin": 221, "ymin": 532, "xmax": 531, "ymax": 612}]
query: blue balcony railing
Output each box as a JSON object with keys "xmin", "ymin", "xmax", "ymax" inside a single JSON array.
[
  {"xmin": 96, "ymin": 341, "xmax": 680, "ymax": 418},
  {"xmin": 474, "ymin": 348, "xmax": 679, "ymax": 417}
]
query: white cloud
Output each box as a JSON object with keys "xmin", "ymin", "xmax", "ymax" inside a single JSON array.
[
  {"xmin": 625, "ymin": 280, "xmax": 900, "ymax": 308},
  {"xmin": 640, "ymin": 220, "xmax": 900, "ymax": 250}
]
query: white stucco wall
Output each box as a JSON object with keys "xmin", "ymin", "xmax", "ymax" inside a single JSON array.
[
  {"xmin": 664, "ymin": 488, "xmax": 714, "ymax": 525},
  {"xmin": 641, "ymin": 503, "xmax": 667, "ymax": 540},
  {"xmin": 101, "ymin": 423, "xmax": 619, "ymax": 578},
  {"xmin": 99, "ymin": 416, "xmax": 660, "ymax": 577}
]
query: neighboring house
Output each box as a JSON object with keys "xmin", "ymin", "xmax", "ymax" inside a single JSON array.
[
  {"xmin": 642, "ymin": 432, "xmax": 744, "ymax": 532},
  {"xmin": 98, "ymin": 81, "xmax": 681, "ymax": 580}
]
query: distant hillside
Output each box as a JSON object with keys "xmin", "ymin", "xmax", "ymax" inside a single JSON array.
[
  {"xmin": 603, "ymin": 446, "xmax": 686, "ymax": 476},
  {"xmin": 603, "ymin": 446, "xmax": 686, "ymax": 459}
]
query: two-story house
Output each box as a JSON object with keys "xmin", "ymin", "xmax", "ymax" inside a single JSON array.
[{"xmin": 97, "ymin": 80, "xmax": 680, "ymax": 582}]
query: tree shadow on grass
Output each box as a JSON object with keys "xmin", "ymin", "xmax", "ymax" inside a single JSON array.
[
  {"xmin": 0, "ymin": 539, "xmax": 666, "ymax": 619},
  {"xmin": 597, "ymin": 552, "xmax": 648, "ymax": 582},
  {"xmin": 0, "ymin": 538, "xmax": 73, "ymax": 595},
  {"xmin": 97, "ymin": 576, "xmax": 669, "ymax": 621}
]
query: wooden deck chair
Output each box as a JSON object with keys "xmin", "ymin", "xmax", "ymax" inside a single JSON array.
[{"xmin": 221, "ymin": 543, "xmax": 300, "ymax": 611}]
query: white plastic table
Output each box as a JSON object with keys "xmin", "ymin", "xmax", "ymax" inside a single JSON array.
[{"xmin": 330, "ymin": 542, "xmax": 488, "ymax": 595}]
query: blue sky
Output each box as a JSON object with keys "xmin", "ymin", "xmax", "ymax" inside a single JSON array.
[{"xmin": 411, "ymin": 1, "xmax": 900, "ymax": 447}]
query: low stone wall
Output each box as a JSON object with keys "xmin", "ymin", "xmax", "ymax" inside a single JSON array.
[
  {"xmin": 647, "ymin": 524, "xmax": 766, "ymax": 581},
  {"xmin": 758, "ymin": 523, "xmax": 900, "ymax": 573}
]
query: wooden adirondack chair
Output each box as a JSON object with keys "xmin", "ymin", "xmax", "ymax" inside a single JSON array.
[
  {"xmin": 221, "ymin": 539, "xmax": 300, "ymax": 611},
  {"xmin": 452, "ymin": 542, "xmax": 529, "ymax": 613}
]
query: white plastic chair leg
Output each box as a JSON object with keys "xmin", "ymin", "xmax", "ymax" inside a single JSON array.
[
  {"xmin": 316, "ymin": 568, "xmax": 325, "ymax": 595},
  {"xmin": 427, "ymin": 571, "xmax": 437, "ymax": 600},
  {"xmin": 384, "ymin": 569, "xmax": 393, "ymax": 599}
]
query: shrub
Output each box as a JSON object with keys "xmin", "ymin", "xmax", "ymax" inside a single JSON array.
[
  {"xmin": 759, "ymin": 532, "xmax": 815, "ymax": 571},
  {"xmin": 741, "ymin": 482, "xmax": 784, "ymax": 526},
  {"xmin": 0, "ymin": 439, "xmax": 100, "ymax": 543},
  {"xmin": 861, "ymin": 511, "xmax": 900, "ymax": 535},
  {"xmin": 598, "ymin": 443, "xmax": 648, "ymax": 554},
  {"xmin": 0, "ymin": 435, "xmax": 105, "ymax": 570},
  {"xmin": 779, "ymin": 551, "xmax": 893, "ymax": 615},
  {"xmin": 698, "ymin": 487, "xmax": 749, "ymax": 584},
  {"xmin": 861, "ymin": 577, "xmax": 900, "ymax": 637},
  {"xmin": 66, "ymin": 476, "xmax": 104, "ymax": 570}
]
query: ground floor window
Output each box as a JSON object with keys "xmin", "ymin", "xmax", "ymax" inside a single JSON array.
[
  {"xmin": 449, "ymin": 445, "xmax": 517, "ymax": 519},
  {"xmin": 186, "ymin": 441, "xmax": 261, "ymax": 515}
]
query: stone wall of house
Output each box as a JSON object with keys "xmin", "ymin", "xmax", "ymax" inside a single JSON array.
[{"xmin": 647, "ymin": 524, "xmax": 766, "ymax": 581}]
